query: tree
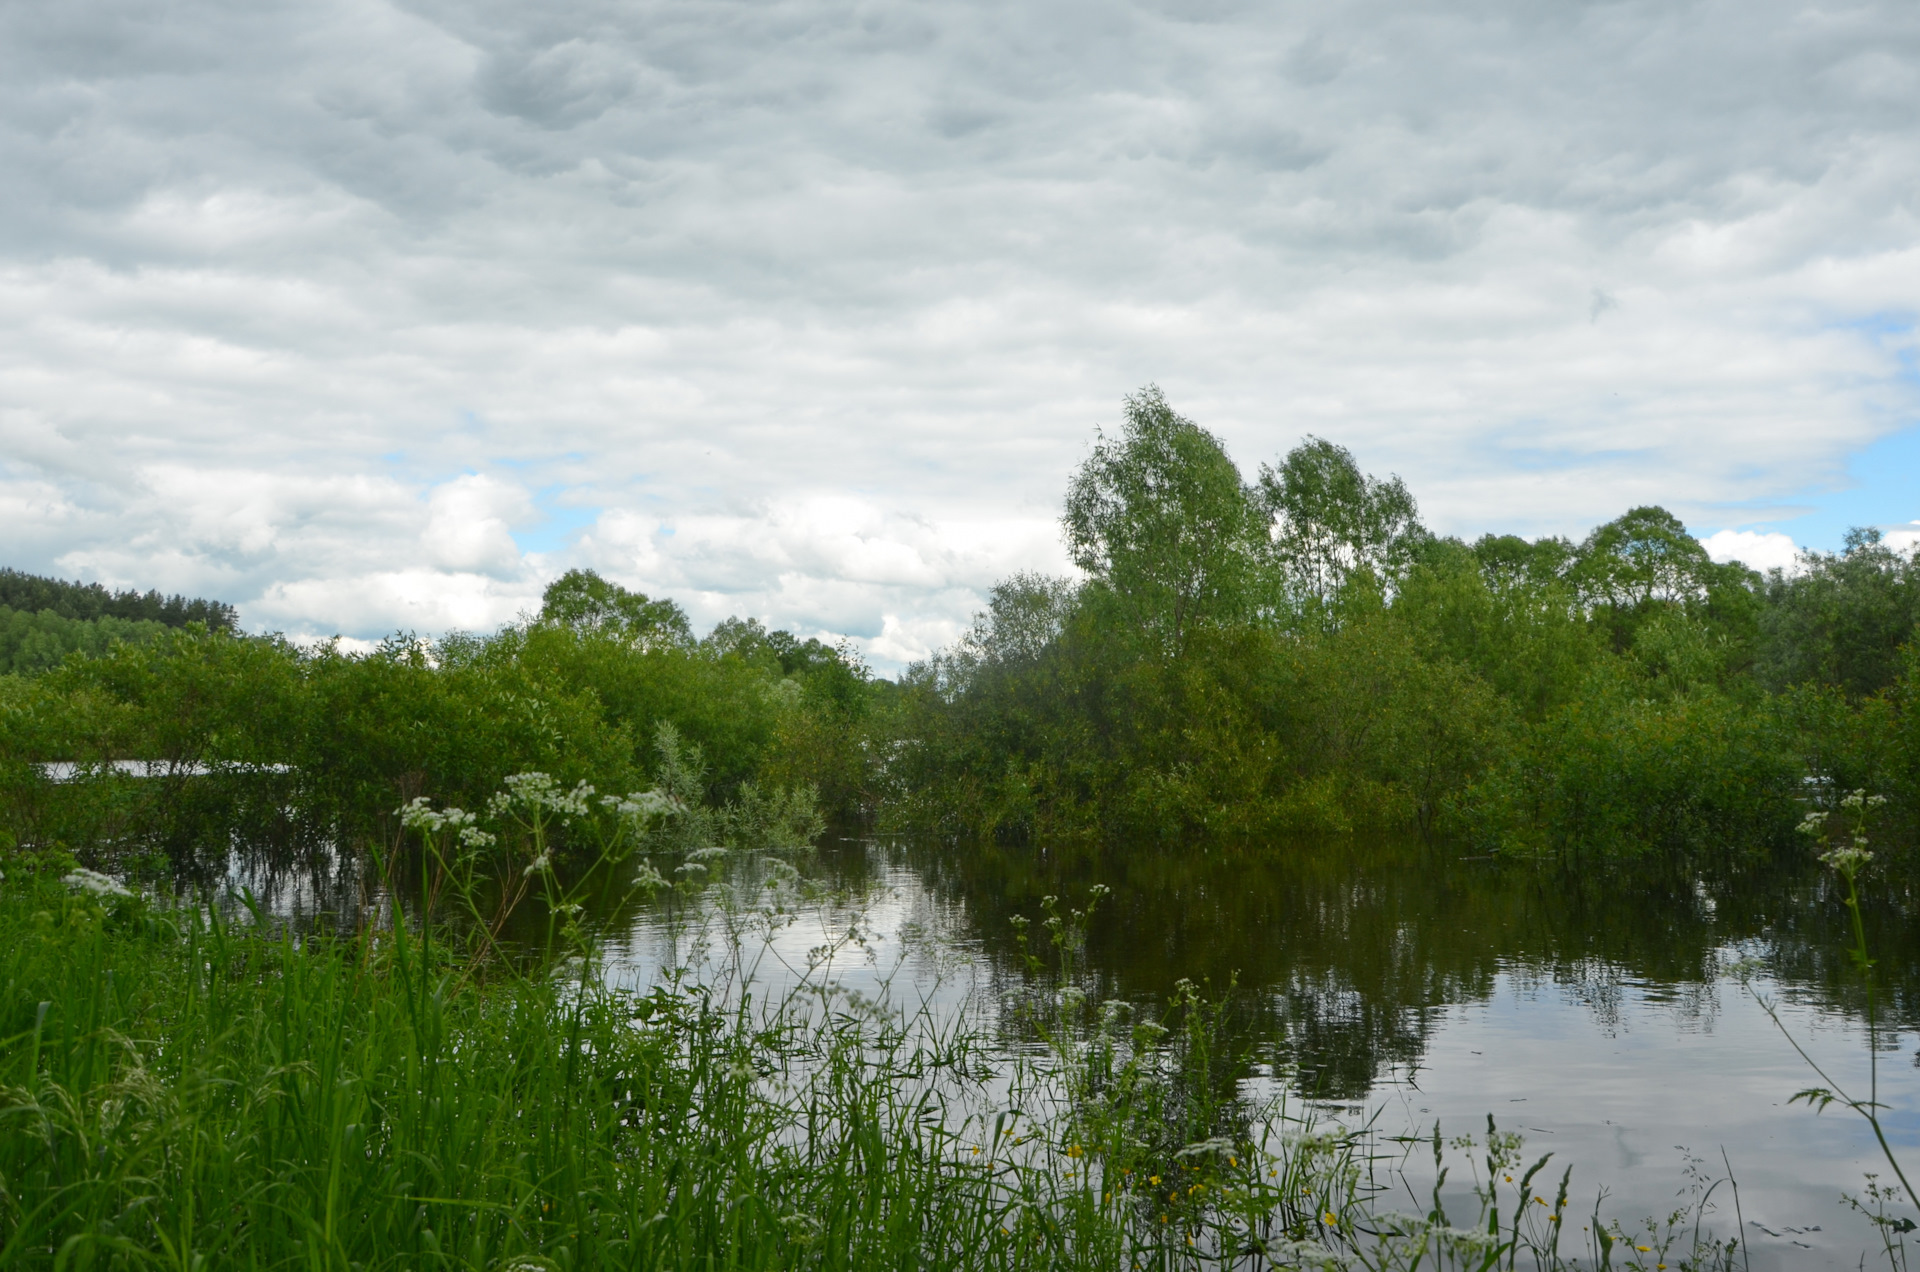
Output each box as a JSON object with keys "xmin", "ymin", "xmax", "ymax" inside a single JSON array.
[
  {"xmin": 537, "ymin": 570, "xmax": 692, "ymax": 649},
  {"xmin": 1257, "ymin": 437, "xmax": 1425, "ymax": 613},
  {"xmin": 1062, "ymin": 387, "xmax": 1263, "ymax": 650},
  {"xmin": 1758, "ymin": 527, "xmax": 1920, "ymax": 696},
  {"xmin": 0, "ymin": 568, "xmax": 236, "ymax": 630},
  {"xmin": 1568, "ymin": 506, "xmax": 1715, "ymax": 611},
  {"xmin": 1470, "ymin": 533, "xmax": 1576, "ymax": 598}
]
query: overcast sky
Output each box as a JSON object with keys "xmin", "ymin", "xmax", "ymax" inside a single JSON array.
[{"xmin": 3, "ymin": 0, "xmax": 1918, "ymax": 668}]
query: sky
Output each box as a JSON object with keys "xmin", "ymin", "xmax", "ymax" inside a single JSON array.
[{"xmin": 2, "ymin": 0, "xmax": 1918, "ymax": 670}]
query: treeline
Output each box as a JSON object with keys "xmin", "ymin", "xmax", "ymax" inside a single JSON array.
[
  {"xmin": 0, "ymin": 569, "xmax": 237, "ymax": 676},
  {"xmin": 7, "ymin": 392, "xmax": 1920, "ymax": 864},
  {"xmin": 880, "ymin": 388, "xmax": 1920, "ymax": 857},
  {"xmin": 0, "ymin": 568, "xmax": 237, "ymax": 630},
  {"xmin": 0, "ymin": 570, "xmax": 879, "ymax": 863}
]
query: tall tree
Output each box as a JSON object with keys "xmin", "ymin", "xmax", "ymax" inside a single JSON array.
[
  {"xmin": 1257, "ymin": 437, "xmax": 1425, "ymax": 613},
  {"xmin": 1568, "ymin": 506, "xmax": 1715, "ymax": 610},
  {"xmin": 1062, "ymin": 387, "xmax": 1262, "ymax": 650},
  {"xmin": 538, "ymin": 569, "xmax": 692, "ymax": 649}
]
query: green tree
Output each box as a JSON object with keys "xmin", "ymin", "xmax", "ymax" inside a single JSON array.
[
  {"xmin": 1256, "ymin": 437, "xmax": 1425, "ymax": 614},
  {"xmin": 1471, "ymin": 533, "xmax": 1576, "ymax": 597},
  {"xmin": 1569, "ymin": 506, "xmax": 1714, "ymax": 611},
  {"xmin": 1062, "ymin": 387, "xmax": 1263, "ymax": 650},
  {"xmin": 538, "ymin": 569, "xmax": 692, "ymax": 649},
  {"xmin": 0, "ymin": 567, "xmax": 235, "ymax": 630},
  {"xmin": 1758, "ymin": 528, "xmax": 1920, "ymax": 696},
  {"xmin": 0, "ymin": 606, "xmax": 170, "ymax": 676},
  {"xmin": 1570, "ymin": 506, "xmax": 1760, "ymax": 658}
]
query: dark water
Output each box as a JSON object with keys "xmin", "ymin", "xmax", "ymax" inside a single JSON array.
[{"xmin": 233, "ymin": 830, "xmax": 1920, "ymax": 1269}]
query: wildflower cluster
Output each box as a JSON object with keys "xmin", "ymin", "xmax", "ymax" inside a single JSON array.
[
  {"xmin": 599, "ymin": 788, "xmax": 681, "ymax": 823},
  {"xmin": 62, "ymin": 867, "xmax": 132, "ymax": 899},
  {"xmin": 1799, "ymin": 788, "xmax": 1886, "ymax": 878},
  {"xmin": 490, "ymin": 772, "xmax": 594, "ymax": 821},
  {"xmin": 396, "ymin": 796, "xmax": 496, "ymax": 849}
]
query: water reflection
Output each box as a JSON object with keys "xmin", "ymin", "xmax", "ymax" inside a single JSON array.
[{"xmin": 885, "ymin": 835, "xmax": 1920, "ymax": 1095}]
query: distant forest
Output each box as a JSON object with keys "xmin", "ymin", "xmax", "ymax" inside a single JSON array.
[{"xmin": 0, "ymin": 570, "xmax": 235, "ymax": 676}]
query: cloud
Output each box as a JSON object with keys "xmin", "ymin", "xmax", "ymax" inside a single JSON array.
[
  {"xmin": 1884, "ymin": 523, "xmax": 1920, "ymax": 556},
  {"xmin": 575, "ymin": 497, "xmax": 1065, "ymax": 657},
  {"xmin": 1, "ymin": 0, "xmax": 1918, "ymax": 669},
  {"xmin": 1699, "ymin": 529, "xmax": 1801, "ymax": 575}
]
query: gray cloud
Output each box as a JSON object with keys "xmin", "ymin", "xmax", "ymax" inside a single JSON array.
[{"xmin": 1, "ymin": 0, "xmax": 1918, "ymax": 667}]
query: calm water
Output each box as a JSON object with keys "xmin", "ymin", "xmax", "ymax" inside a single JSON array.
[{"xmin": 235, "ymin": 831, "xmax": 1920, "ymax": 1269}]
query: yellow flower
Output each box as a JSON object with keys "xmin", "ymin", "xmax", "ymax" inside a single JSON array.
[
  {"xmin": 1149, "ymin": 1175, "xmax": 1160, "ymax": 1185},
  {"xmin": 1323, "ymin": 1212, "xmax": 1337, "ymax": 1225}
]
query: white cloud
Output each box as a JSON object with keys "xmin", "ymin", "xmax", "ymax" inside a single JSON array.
[
  {"xmin": 422, "ymin": 474, "xmax": 533, "ymax": 575},
  {"xmin": 2, "ymin": 0, "xmax": 1919, "ymax": 671},
  {"xmin": 573, "ymin": 496, "xmax": 1064, "ymax": 657},
  {"xmin": 256, "ymin": 569, "xmax": 535, "ymax": 638},
  {"xmin": 1884, "ymin": 523, "xmax": 1920, "ymax": 556},
  {"xmin": 1699, "ymin": 529, "xmax": 1802, "ymax": 575}
]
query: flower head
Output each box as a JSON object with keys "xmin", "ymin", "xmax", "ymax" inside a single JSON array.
[{"xmin": 64, "ymin": 868, "xmax": 132, "ymax": 899}]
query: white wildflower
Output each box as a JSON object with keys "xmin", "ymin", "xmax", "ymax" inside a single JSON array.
[
  {"xmin": 1263, "ymin": 1238, "xmax": 1356, "ymax": 1270},
  {"xmin": 498, "ymin": 772, "xmax": 591, "ymax": 819},
  {"xmin": 1822, "ymin": 843, "xmax": 1874, "ymax": 874},
  {"xmin": 63, "ymin": 868, "xmax": 132, "ymax": 899},
  {"xmin": 397, "ymin": 797, "xmax": 443, "ymax": 833}
]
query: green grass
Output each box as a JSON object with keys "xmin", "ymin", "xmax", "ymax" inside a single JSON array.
[{"xmin": 0, "ymin": 857, "xmax": 1746, "ymax": 1272}]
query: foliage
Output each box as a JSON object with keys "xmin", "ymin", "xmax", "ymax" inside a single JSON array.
[
  {"xmin": 1063, "ymin": 386, "xmax": 1266, "ymax": 651},
  {"xmin": 1256, "ymin": 436, "xmax": 1425, "ymax": 615},
  {"xmin": 888, "ymin": 386, "xmax": 1920, "ymax": 859},
  {"xmin": 0, "ymin": 605, "xmax": 173, "ymax": 677},
  {"xmin": 1758, "ymin": 528, "xmax": 1920, "ymax": 697},
  {"xmin": 0, "ymin": 602, "xmax": 875, "ymax": 867},
  {"xmin": 537, "ymin": 568, "xmax": 693, "ymax": 649},
  {"xmin": 0, "ymin": 567, "xmax": 237, "ymax": 631}
]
